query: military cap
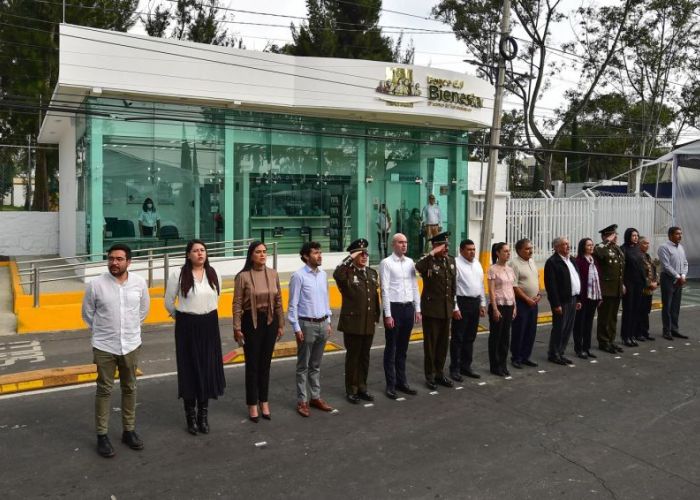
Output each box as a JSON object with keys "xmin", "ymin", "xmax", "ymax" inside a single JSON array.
[
  {"xmin": 598, "ymin": 224, "xmax": 618, "ymax": 236},
  {"xmin": 429, "ymin": 231, "xmax": 451, "ymax": 244},
  {"xmin": 347, "ymin": 238, "xmax": 369, "ymax": 253}
]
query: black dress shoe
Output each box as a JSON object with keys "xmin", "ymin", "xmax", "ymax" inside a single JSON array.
[
  {"xmin": 623, "ymin": 339, "xmax": 635, "ymax": 347},
  {"xmin": 576, "ymin": 351, "xmax": 588, "ymax": 360},
  {"xmin": 561, "ymin": 356, "xmax": 573, "ymax": 365},
  {"xmin": 461, "ymin": 370, "xmax": 481, "ymax": 379},
  {"xmin": 511, "ymin": 360, "xmax": 523, "ymax": 369},
  {"xmin": 521, "ymin": 360, "xmax": 538, "ymax": 367},
  {"xmin": 436, "ymin": 376, "xmax": 454, "ymax": 388},
  {"xmin": 385, "ymin": 389, "xmax": 398, "ymax": 400},
  {"xmin": 630, "ymin": 339, "xmax": 639, "ymax": 346},
  {"xmin": 450, "ymin": 372, "xmax": 464, "ymax": 382},
  {"xmin": 490, "ymin": 369, "xmax": 504, "ymax": 377},
  {"xmin": 585, "ymin": 351, "xmax": 597, "ymax": 359},
  {"xmin": 346, "ymin": 393, "xmax": 361, "ymax": 404},
  {"xmin": 121, "ymin": 430, "xmax": 144, "ymax": 450},
  {"xmin": 662, "ymin": 333, "xmax": 674, "ymax": 340},
  {"xmin": 502, "ymin": 369, "xmax": 511, "ymax": 377},
  {"xmin": 426, "ymin": 380, "xmax": 438, "ymax": 390},
  {"xmin": 97, "ymin": 434, "xmax": 115, "ymax": 458},
  {"xmin": 600, "ymin": 345, "xmax": 617, "ymax": 354},
  {"xmin": 397, "ymin": 384, "xmax": 418, "ymax": 395},
  {"xmin": 548, "ymin": 356, "xmax": 566, "ymax": 365},
  {"xmin": 614, "ymin": 345, "xmax": 624, "ymax": 353},
  {"xmin": 672, "ymin": 332, "xmax": 689, "ymax": 339},
  {"xmin": 645, "ymin": 336, "xmax": 655, "ymax": 341},
  {"xmin": 358, "ymin": 391, "xmax": 374, "ymax": 402}
]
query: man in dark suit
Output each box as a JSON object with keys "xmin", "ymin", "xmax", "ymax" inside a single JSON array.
[
  {"xmin": 544, "ymin": 237, "xmax": 582, "ymax": 365},
  {"xmin": 334, "ymin": 238, "xmax": 381, "ymax": 404},
  {"xmin": 415, "ymin": 231, "xmax": 456, "ymax": 390}
]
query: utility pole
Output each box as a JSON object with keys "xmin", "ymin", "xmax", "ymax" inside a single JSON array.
[
  {"xmin": 478, "ymin": 0, "xmax": 512, "ymax": 270},
  {"xmin": 25, "ymin": 134, "xmax": 32, "ymax": 210}
]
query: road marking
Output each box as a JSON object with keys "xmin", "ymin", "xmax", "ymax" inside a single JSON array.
[{"xmin": 0, "ymin": 340, "xmax": 45, "ymax": 367}]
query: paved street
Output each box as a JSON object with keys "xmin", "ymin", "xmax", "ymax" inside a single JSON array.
[{"xmin": 2, "ymin": 303, "xmax": 700, "ymax": 499}]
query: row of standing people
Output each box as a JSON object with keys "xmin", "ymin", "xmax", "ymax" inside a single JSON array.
[{"xmin": 82, "ymin": 224, "xmax": 688, "ymax": 458}]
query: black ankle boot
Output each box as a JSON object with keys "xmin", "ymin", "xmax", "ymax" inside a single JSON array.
[
  {"xmin": 184, "ymin": 401, "xmax": 198, "ymax": 435},
  {"xmin": 197, "ymin": 401, "xmax": 209, "ymax": 434}
]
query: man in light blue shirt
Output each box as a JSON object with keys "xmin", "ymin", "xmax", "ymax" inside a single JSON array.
[
  {"xmin": 658, "ymin": 226, "xmax": 689, "ymax": 340},
  {"xmin": 288, "ymin": 242, "xmax": 334, "ymax": 417}
]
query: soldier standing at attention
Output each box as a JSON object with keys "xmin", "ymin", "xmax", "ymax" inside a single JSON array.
[
  {"xmin": 594, "ymin": 224, "xmax": 626, "ymax": 354},
  {"xmin": 334, "ymin": 239, "xmax": 381, "ymax": 404},
  {"xmin": 415, "ymin": 232, "xmax": 456, "ymax": 390}
]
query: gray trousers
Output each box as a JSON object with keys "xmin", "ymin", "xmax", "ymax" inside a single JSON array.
[
  {"xmin": 548, "ymin": 296, "xmax": 577, "ymax": 357},
  {"xmin": 660, "ymin": 272, "xmax": 683, "ymax": 335},
  {"xmin": 296, "ymin": 320, "xmax": 328, "ymax": 402}
]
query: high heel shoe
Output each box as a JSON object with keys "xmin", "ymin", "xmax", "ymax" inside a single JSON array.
[
  {"xmin": 248, "ymin": 406, "xmax": 259, "ymax": 423},
  {"xmin": 259, "ymin": 403, "xmax": 271, "ymax": 420}
]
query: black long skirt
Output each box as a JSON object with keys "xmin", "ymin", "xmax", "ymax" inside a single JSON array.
[{"xmin": 174, "ymin": 310, "xmax": 226, "ymax": 401}]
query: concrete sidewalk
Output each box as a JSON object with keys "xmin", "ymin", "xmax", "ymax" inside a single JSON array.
[{"xmin": 0, "ymin": 266, "xmax": 17, "ymax": 336}]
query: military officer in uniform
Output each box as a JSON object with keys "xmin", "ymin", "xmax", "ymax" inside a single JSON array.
[
  {"xmin": 593, "ymin": 224, "xmax": 626, "ymax": 354},
  {"xmin": 334, "ymin": 239, "xmax": 381, "ymax": 404},
  {"xmin": 415, "ymin": 232, "xmax": 457, "ymax": 390}
]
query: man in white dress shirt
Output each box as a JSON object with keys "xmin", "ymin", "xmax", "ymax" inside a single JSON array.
[
  {"xmin": 421, "ymin": 194, "xmax": 442, "ymax": 252},
  {"xmin": 450, "ymin": 239, "xmax": 486, "ymax": 380},
  {"xmin": 379, "ymin": 233, "xmax": 422, "ymax": 399},
  {"xmin": 82, "ymin": 243, "xmax": 150, "ymax": 458}
]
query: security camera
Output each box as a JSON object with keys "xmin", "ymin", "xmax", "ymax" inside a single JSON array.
[
  {"xmin": 365, "ymin": 176, "xmax": 374, "ymax": 184},
  {"xmin": 414, "ymin": 177, "xmax": 423, "ymax": 184}
]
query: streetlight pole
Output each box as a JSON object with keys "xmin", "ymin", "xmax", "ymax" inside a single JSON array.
[{"xmin": 478, "ymin": 0, "xmax": 512, "ymax": 270}]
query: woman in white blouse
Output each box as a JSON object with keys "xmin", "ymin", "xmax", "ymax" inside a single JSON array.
[
  {"xmin": 165, "ymin": 239, "xmax": 225, "ymax": 435},
  {"xmin": 138, "ymin": 198, "xmax": 160, "ymax": 237}
]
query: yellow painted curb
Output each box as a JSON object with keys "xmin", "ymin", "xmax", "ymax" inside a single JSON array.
[
  {"xmin": 0, "ymin": 365, "xmax": 144, "ymax": 395},
  {"xmin": 223, "ymin": 339, "xmax": 344, "ymax": 365}
]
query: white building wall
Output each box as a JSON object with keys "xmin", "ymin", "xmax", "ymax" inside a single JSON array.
[{"xmin": 0, "ymin": 212, "xmax": 59, "ymax": 255}]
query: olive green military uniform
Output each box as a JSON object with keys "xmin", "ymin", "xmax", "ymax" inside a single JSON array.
[
  {"xmin": 334, "ymin": 257, "xmax": 381, "ymax": 396},
  {"xmin": 415, "ymin": 253, "xmax": 457, "ymax": 382},
  {"xmin": 594, "ymin": 241, "xmax": 625, "ymax": 349}
]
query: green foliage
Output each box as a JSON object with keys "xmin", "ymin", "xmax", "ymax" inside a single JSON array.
[
  {"xmin": 0, "ymin": 0, "xmax": 139, "ymax": 210},
  {"xmin": 275, "ymin": 0, "xmax": 409, "ymax": 63},
  {"xmin": 144, "ymin": 0, "xmax": 239, "ymax": 46}
]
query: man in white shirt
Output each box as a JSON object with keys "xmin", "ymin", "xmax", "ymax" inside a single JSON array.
[
  {"xmin": 421, "ymin": 194, "xmax": 442, "ymax": 252},
  {"xmin": 379, "ymin": 233, "xmax": 422, "ymax": 399},
  {"xmin": 82, "ymin": 244, "xmax": 150, "ymax": 458},
  {"xmin": 450, "ymin": 239, "xmax": 486, "ymax": 380}
]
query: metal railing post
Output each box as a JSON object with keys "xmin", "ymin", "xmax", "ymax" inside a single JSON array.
[
  {"xmin": 147, "ymin": 249, "xmax": 153, "ymax": 288},
  {"xmin": 273, "ymin": 242, "xmax": 278, "ymax": 270},
  {"xmin": 33, "ymin": 265, "xmax": 40, "ymax": 308},
  {"xmin": 163, "ymin": 253, "xmax": 169, "ymax": 295}
]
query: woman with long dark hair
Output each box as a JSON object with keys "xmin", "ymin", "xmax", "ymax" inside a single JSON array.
[
  {"xmin": 164, "ymin": 239, "xmax": 225, "ymax": 435},
  {"xmin": 573, "ymin": 238, "xmax": 601, "ymax": 359},
  {"xmin": 233, "ymin": 241, "xmax": 284, "ymax": 422},
  {"xmin": 487, "ymin": 242, "xmax": 517, "ymax": 377},
  {"xmin": 620, "ymin": 227, "xmax": 645, "ymax": 347}
]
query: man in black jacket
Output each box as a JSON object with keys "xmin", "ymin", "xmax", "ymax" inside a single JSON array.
[{"xmin": 544, "ymin": 237, "xmax": 582, "ymax": 365}]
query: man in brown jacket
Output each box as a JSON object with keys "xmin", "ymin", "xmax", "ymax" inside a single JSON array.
[
  {"xmin": 334, "ymin": 238, "xmax": 381, "ymax": 404},
  {"xmin": 415, "ymin": 232, "xmax": 456, "ymax": 390}
]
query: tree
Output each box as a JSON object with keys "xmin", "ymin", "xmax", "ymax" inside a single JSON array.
[
  {"xmin": 143, "ymin": 0, "xmax": 239, "ymax": 46},
  {"xmin": 0, "ymin": 0, "xmax": 139, "ymax": 211},
  {"xmin": 433, "ymin": 0, "xmax": 638, "ymax": 188},
  {"xmin": 274, "ymin": 0, "xmax": 411, "ymax": 63}
]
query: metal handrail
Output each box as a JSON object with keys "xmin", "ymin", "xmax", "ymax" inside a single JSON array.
[
  {"xmin": 23, "ymin": 240, "xmax": 278, "ymax": 308},
  {"xmin": 17, "ymin": 238, "xmax": 254, "ymax": 268},
  {"xmin": 17, "ymin": 238, "xmax": 254, "ymax": 277}
]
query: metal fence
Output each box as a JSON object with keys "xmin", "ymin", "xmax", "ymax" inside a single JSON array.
[{"xmin": 506, "ymin": 193, "xmax": 673, "ymax": 261}]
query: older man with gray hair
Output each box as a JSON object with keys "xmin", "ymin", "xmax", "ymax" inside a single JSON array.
[{"xmin": 544, "ymin": 237, "xmax": 581, "ymax": 365}]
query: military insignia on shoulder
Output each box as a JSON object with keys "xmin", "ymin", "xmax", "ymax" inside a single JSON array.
[{"xmin": 353, "ymin": 275, "xmax": 359, "ymax": 285}]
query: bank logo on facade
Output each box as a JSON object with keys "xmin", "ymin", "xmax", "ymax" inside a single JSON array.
[
  {"xmin": 426, "ymin": 75, "xmax": 484, "ymax": 111},
  {"xmin": 376, "ymin": 67, "xmax": 422, "ymax": 107}
]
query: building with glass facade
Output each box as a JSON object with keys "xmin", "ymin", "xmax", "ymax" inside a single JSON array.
[{"xmin": 40, "ymin": 25, "xmax": 496, "ymax": 261}]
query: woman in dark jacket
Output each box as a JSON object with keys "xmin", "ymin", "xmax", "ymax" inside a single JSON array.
[
  {"xmin": 620, "ymin": 227, "xmax": 646, "ymax": 347},
  {"xmin": 573, "ymin": 238, "xmax": 602, "ymax": 359}
]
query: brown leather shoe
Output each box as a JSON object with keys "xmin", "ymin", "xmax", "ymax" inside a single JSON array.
[
  {"xmin": 296, "ymin": 401, "xmax": 310, "ymax": 417},
  {"xmin": 309, "ymin": 398, "xmax": 334, "ymax": 412}
]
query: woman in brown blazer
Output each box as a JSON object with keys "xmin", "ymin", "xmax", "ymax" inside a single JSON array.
[{"xmin": 233, "ymin": 241, "xmax": 284, "ymax": 422}]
